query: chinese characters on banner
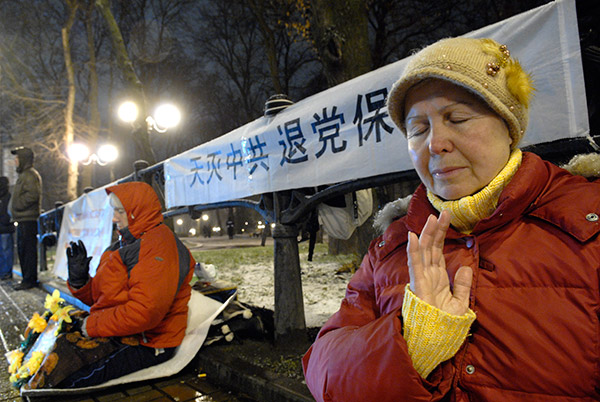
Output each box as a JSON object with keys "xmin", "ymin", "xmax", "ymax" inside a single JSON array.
[{"xmin": 170, "ymin": 0, "xmax": 589, "ymax": 209}]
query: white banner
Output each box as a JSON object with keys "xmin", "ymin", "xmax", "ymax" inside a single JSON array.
[
  {"xmin": 164, "ymin": 0, "xmax": 588, "ymax": 209},
  {"xmin": 53, "ymin": 188, "xmax": 114, "ymax": 280}
]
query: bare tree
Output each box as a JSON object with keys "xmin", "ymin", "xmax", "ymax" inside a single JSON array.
[
  {"xmin": 118, "ymin": 0, "xmax": 206, "ymax": 162},
  {"xmin": 0, "ymin": 2, "xmax": 73, "ymax": 207},
  {"xmin": 189, "ymin": 1, "xmax": 270, "ymax": 128},
  {"xmin": 95, "ymin": 0, "xmax": 155, "ymax": 165},
  {"xmin": 246, "ymin": 0, "xmax": 320, "ymax": 98},
  {"xmin": 62, "ymin": 0, "xmax": 80, "ymax": 201},
  {"xmin": 367, "ymin": 0, "xmax": 552, "ymax": 69},
  {"xmin": 179, "ymin": 0, "xmax": 319, "ymax": 140},
  {"xmin": 307, "ymin": 0, "xmax": 372, "ymax": 86},
  {"xmin": 78, "ymin": 0, "xmax": 102, "ymax": 191}
]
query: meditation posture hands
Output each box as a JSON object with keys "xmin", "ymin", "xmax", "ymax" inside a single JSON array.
[
  {"xmin": 66, "ymin": 240, "xmax": 91, "ymax": 289},
  {"xmin": 407, "ymin": 210, "xmax": 472, "ymax": 316}
]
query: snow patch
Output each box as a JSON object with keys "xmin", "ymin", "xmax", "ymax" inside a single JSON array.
[{"xmin": 211, "ymin": 261, "xmax": 351, "ymax": 328}]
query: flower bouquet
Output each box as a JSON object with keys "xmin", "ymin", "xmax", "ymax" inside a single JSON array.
[{"xmin": 5, "ymin": 290, "xmax": 80, "ymax": 388}]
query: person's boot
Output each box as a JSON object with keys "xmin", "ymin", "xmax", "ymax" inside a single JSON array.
[{"xmin": 13, "ymin": 281, "xmax": 37, "ymax": 290}]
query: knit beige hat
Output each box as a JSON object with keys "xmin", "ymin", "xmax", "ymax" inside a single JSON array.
[{"xmin": 387, "ymin": 37, "xmax": 534, "ymax": 148}]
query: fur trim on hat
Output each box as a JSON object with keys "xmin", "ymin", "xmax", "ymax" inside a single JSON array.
[{"xmin": 373, "ymin": 153, "xmax": 600, "ymax": 234}]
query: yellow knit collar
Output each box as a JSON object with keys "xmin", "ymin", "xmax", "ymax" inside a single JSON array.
[{"xmin": 427, "ymin": 149, "xmax": 522, "ymax": 234}]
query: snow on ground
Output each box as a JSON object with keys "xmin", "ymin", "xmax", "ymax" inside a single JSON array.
[{"xmin": 208, "ymin": 261, "xmax": 352, "ymax": 328}]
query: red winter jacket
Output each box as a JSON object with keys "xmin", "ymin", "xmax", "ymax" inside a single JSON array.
[
  {"xmin": 70, "ymin": 182, "xmax": 195, "ymax": 348},
  {"xmin": 303, "ymin": 152, "xmax": 600, "ymax": 401}
]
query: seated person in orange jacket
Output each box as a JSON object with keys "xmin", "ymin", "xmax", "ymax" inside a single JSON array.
[{"xmin": 62, "ymin": 181, "xmax": 195, "ymax": 388}]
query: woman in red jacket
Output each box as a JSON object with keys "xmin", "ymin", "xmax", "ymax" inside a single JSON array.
[
  {"xmin": 60, "ymin": 181, "xmax": 195, "ymax": 388},
  {"xmin": 303, "ymin": 37, "xmax": 600, "ymax": 401}
]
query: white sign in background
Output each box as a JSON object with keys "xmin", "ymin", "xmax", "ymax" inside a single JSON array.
[
  {"xmin": 164, "ymin": 0, "xmax": 588, "ymax": 209},
  {"xmin": 53, "ymin": 188, "xmax": 114, "ymax": 280}
]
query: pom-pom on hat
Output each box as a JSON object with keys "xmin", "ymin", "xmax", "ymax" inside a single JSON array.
[{"xmin": 387, "ymin": 37, "xmax": 534, "ymax": 148}]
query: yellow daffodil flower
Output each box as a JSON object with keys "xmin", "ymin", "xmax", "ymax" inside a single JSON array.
[
  {"xmin": 7, "ymin": 350, "xmax": 24, "ymax": 374},
  {"xmin": 12, "ymin": 351, "xmax": 45, "ymax": 384},
  {"xmin": 51, "ymin": 305, "xmax": 74, "ymax": 323},
  {"xmin": 22, "ymin": 351, "xmax": 45, "ymax": 374},
  {"xmin": 51, "ymin": 305, "xmax": 76, "ymax": 336},
  {"xmin": 44, "ymin": 290, "xmax": 64, "ymax": 314},
  {"xmin": 27, "ymin": 313, "xmax": 48, "ymax": 334}
]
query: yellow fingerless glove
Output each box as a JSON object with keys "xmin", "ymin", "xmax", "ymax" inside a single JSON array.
[{"xmin": 402, "ymin": 284, "xmax": 476, "ymax": 378}]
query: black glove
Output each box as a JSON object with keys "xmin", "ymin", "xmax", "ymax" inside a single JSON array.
[{"xmin": 66, "ymin": 240, "xmax": 92, "ymax": 288}]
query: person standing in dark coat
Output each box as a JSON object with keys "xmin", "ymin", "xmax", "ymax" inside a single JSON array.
[
  {"xmin": 226, "ymin": 216, "xmax": 235, "ymax": 239},
  {"xmin": 10, "ymin": 147, "xmax": 42, "ymax": 290},
  {"xmin": 0, "ymin": 176, "xmax": 15, "ymax": 280}
]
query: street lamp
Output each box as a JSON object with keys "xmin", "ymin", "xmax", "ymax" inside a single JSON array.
[
  {"xmin": 153, "ymin": 104, "xmax": 181, "ymax": 131},
  {"xmin": 117, "ymin": 101, "xmax": 139, "ymax": 123},
  {"xmin": 68, "ymin": 143, "xmax": 118, "ymax": 166},
  {"xmin": 118, "ymin": 101, "xmax": 181, "ymax": 133}
]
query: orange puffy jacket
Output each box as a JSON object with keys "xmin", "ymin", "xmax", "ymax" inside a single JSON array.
[{"xmin": 71, "ymin": 182, "xmax": 195, "ymax": 348}]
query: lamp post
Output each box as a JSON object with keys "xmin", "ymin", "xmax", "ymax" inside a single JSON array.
[
  {"xmin": 118, "ymin": 101, "xmax": 181, "ymax": 133},
  {"xmin": 175, "ymin": 217, "xmax": 184, "ymax": 236},
  {"xmin": 201, "ymin": 214, "xmax": 210, "ymax": 238},
  {"xmin": 67, "ymin": 142, "xmax": 118, "ymax": 196},
  {"xmin": 117, "ymin": 100, "xmax": 181, "ymax": 170},
  {"xmin": 67, "ymin": 143, "xmax": 119, "ymax": 166}
]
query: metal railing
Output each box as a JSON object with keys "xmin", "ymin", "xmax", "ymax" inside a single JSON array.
[{"xmin": 37, "ymin": 135, "xmax": 599, "ymax": 337}]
